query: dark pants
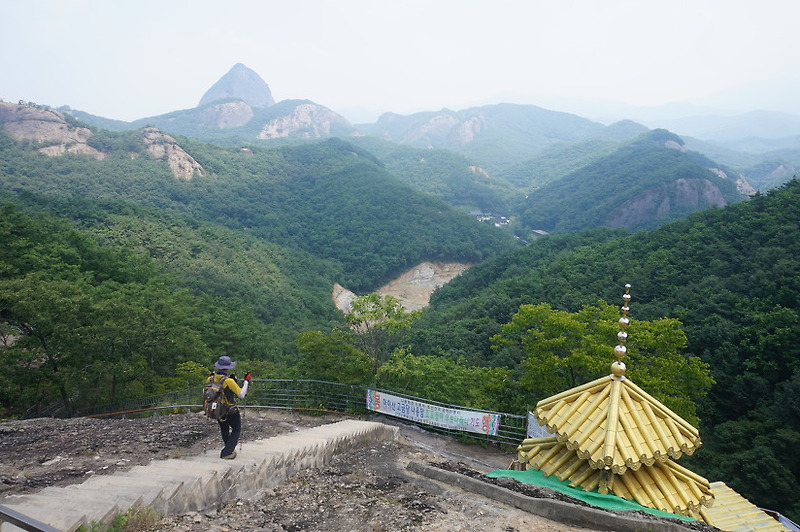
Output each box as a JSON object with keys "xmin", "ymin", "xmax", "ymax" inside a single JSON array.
[{"xmin": 219, "ymin": 409, "xmax": 241, "ymax": 457}]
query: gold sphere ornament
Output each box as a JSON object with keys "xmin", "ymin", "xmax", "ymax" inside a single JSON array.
[{"xmin": 611, "ymin": 361, "xmax": 627, "ymax": 377}]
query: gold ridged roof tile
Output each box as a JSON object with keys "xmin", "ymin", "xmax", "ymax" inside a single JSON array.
[
  {"xmin": 700, "ymin": 482, "xmax": 790, "ymax": 531},
  {"xmin": 517, "ymin": 284, "xmax": 715, "ymax": 518},
  {"xmin": 534, "ymin": 374, "xmax": 702, "ymax": 472},
  {"xmin": 514, "ymin": 285, "xmax": 793, "ymax": 528},
  {"xmin": 518, "ymin": 436, "xmax": 713, "ymax": 516}
]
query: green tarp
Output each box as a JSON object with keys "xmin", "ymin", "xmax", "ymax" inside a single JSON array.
[{"xmin": 487, "ymin": 468, "xmax": 695, "ymax": 522}]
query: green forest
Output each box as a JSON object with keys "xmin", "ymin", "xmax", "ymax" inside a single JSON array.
[
  {"xmin": 408, "ymin": 180, "xmax": 800, "ymax": 518},
  {"xmin": 518, "ymin": 130, "xmax": 745, "ymax": 233},
  {"xmin": 0, "ymin": 118, "xmax": 799, "ymax": 520}
]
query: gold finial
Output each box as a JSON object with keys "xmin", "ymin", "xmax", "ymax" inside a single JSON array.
[{"xmin": 611, "ymin": 284, "xmax": 631, "ymax": 378}]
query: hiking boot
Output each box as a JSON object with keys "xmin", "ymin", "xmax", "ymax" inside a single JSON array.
[{"xmin": 221, "ymin": 451, "xmax": 237, "ymax": 460}]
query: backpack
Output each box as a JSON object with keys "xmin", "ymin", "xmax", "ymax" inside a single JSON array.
[{"xmin": 202, "ymin": 375, "xmax": 229, "ymax": 420}]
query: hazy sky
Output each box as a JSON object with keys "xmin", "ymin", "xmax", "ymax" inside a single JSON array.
[{"xmin": 3, "ymin": 0, "xmax": 800, "ymax": 122}]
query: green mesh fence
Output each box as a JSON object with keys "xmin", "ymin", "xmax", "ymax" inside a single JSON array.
[{"xmin": 73, "ymin": 379, "xmax": 528, "ymax": 447}]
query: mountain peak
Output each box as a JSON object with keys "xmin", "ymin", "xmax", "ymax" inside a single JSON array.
[{"xmin": 198, "ymin": 63, "xmax": 275, "ymax": 109}]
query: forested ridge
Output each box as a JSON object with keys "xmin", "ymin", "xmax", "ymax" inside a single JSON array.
[
  {"xmin": 0, "ymin": 131, "xmax": 516, "ymax": 292},
  {"xmin": 0, "ymin": 127, "xmax": 517, "ymax": 409},
  {"xmin": 348, "ymin": 128, "xmax": 752, "ymax": 240},
  {"xmin": 349, "ymin": 136, "xmax": 519, "ymax": 214},
  {"xmin": 519, "ymin": 129, "xmax": 746, "ymax": 233},
  {"xmin": 409, "ymin": 179, "xmax": 800, "ymax": 518}
]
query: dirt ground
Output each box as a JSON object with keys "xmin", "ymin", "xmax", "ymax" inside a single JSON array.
[{"xmin": 0, "ymin": 410, "xmax": 716, "ymax": 531}]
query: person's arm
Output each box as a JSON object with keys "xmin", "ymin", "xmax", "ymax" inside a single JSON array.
[
  {"xmin": 237, "ymin": 373, "xmax": 251, "ymax": 399},
  {"xmin": 237, "ymin": 380, "xmax": 249, "ymax": 399}
]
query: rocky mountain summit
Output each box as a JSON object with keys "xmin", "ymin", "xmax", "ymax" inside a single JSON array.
[
  {"xmin": 193, "ymin": 100, "xmax": 255, "ymax": 129},
  {"xmin": 360, "ymin": 103, "xmax": 610, "ymax": 152},
  {"xmin": 198, "ymin": 63, "xmax": 275, "ymax": 109}
]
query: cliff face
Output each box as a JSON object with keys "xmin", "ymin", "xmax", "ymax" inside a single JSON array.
[
  {"xmin": 195, "ymin": 100, "xmax": 255, "ymax": 129},
  {"xmin": 0, "ymin": 102, "xmax": 104, "ymax": 160},
  {"xmin": 257, "ymin": 102, "xmax": 358, "ymax": 139},
  {"xmin": 0, "ymin": 102, "xmax": 207, "ymax": 180},
  {"xmin": 604, "ymin": 177, "xmax": 728, "ymax": 229},
  {"xmin": 140, "ymin": 127, "xmax": 208, "ymax": 180}
]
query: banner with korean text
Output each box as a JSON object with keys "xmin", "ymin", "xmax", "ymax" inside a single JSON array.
[{"xmin": 366, "ymin": 389, "xmax": 500, "ymax": 436}]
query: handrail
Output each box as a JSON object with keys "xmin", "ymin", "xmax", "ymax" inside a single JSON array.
[
  {"xmin": 70, "ymin": 379, "xmax": 529, "ymax": 447},
  {"xmin": 0, "ymin": 504, "xmax": 62, "ymax": 532}
]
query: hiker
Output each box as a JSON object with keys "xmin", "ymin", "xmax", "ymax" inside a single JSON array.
[{"xmin": 207, "ymin": 355, "xmax": 251, "ymax": 459}]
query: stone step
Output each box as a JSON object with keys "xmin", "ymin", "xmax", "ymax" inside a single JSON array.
[{"xmin": 0, "ymin": 419, "xmax": 397, "ymax": 532}]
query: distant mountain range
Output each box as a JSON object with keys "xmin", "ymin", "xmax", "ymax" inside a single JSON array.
[
  {"xmin": 0, "ymin": 62, "xmax": 789, "ymax": 237},
  {"xmin": 59, "ymin": 63, "xmax": 800, "ymax": 155},
  {"xmin": 518, "ymin": 129, "xmax": 751, "ymax": 233}
]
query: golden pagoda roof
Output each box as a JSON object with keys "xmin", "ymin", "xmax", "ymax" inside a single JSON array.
[
  {"xmin": 511, "ymin": 285, "xmax": 789, "ymax": 528},
  {"xmin": 518, "ymin": 435, "xmax": 713, "ymax": 516},
  {"xmin": 700, "ymin": 482, "xmax": 790, "ymax": 532},
  {"xmin": 534, "ymin": 373, "xmax": 702, "ymax": 473}
]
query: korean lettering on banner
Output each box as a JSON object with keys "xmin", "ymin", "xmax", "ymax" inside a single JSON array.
[
  {"xmin": 366, "ymin": 389, "xmax": 426, "ymax": 423},
  {"xmin": 366, "ymin": 389, "xmax": 500, "ymax": 436}
]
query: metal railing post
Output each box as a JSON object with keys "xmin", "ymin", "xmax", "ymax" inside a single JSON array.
[
  {"xmin": 70, "ymin": 379, "xmax": 529, "ymax": 446},
  {"xmin": 0, "ymin": 505, "xmax": 62, "ymax": 532}
]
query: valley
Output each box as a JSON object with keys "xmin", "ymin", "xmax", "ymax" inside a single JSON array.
[{"xmin": 1, "ymin": 63, "xmax": 799, "ymax": 524}]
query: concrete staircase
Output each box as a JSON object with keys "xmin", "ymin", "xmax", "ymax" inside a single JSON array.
[{"xmin": 0, "ymin": 419, "xmax": 397, "ymax": 532}]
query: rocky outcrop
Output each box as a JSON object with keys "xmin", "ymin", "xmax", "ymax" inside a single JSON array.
[
  {"xmin": 468, "ymin": 165, "xmax": 492, "ymax": 179},
  {"xmin": 410, "ymin": 113, "xmax": 460, "ymax": 144},
  {"xmin": 664, "ymin": 139, "xmax": 687, "ymax": 152},
  {"xmin": 0, "ymin": 103, "xmax": 208, "ymax": 180},
  {"xmin": 605, "ymin": 178, "xmax": 727, "ymax": 229},
  {"xmin": 762, "ymin": 163, "xmax": 795, "ymax": 184},
  {"xmin": 141, "ymin": 127, "xmax": 207, "ymax": 180},
  {"xmin": 708, "ymin": 166, "xmax": 757, "ymax": 196},
  {"xmin": 366, "ymin": 103, "xmax": 609, "ymax": 153},
  {"xmin": 452, "ymin": 115, "xmax": 487, "ymax": 145},
  {"xmin": 735, "ymin": 175, "xmax": 757, "ymax": 196},
  {"xmin": 674, "ymin": 177, "xmax": 727, "ymax": 205},
  {"xmin": 56, "ymin": 65, "xmax": 356, "ymax": 142},
  {"xmin": 195, "ymin": 100, "xmax": 255, "ymax": 129},
  {"xmin": 332, "ymin": 283, "xmax": 360, "ymax": 314},
  {"xmin": 0, "ymin": 102, "xmax": 104, "ymax": 160},
  {"xmin": 257, "ymin": 102, "xmax": 356, "ymax": 139}
]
